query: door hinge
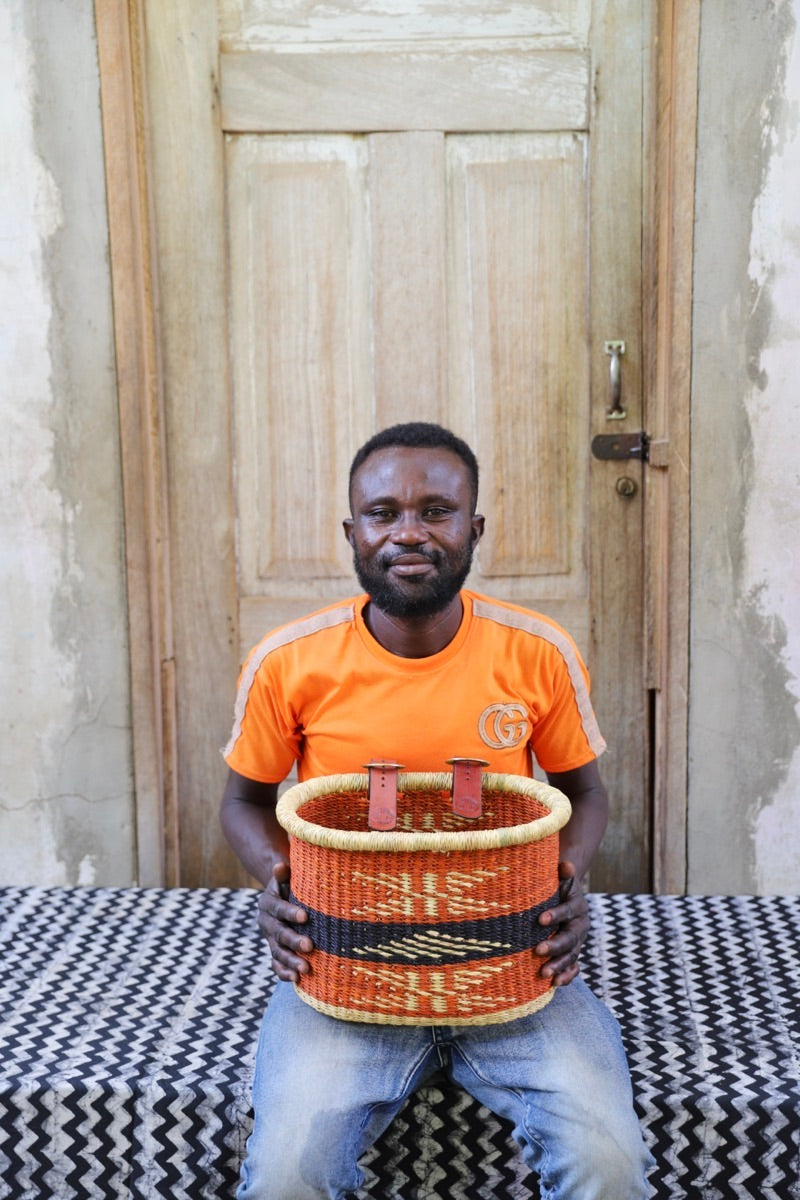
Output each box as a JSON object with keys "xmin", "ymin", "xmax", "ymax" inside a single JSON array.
[{"xmin": 591, "ymin": 433, "xmax": 669, "ymax": 467}]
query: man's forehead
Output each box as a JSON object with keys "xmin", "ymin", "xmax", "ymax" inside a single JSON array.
[{"xmin": 351, "ymin": 445, "xmax": 469, "ymax": 490}]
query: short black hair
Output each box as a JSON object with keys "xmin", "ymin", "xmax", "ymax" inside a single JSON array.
[{"xmin": 348, "ymin": 422, "xmax": 479, "ymax": 513}]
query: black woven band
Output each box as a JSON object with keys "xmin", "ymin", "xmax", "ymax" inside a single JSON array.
[{"xmin": 289, "ymin": 888, "xmax": 560, "ymax": 965}]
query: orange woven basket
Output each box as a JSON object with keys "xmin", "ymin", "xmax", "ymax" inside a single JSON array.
[{"xmin": 276, "ymin": 770, "xmax": 571, "ymax": 1026}]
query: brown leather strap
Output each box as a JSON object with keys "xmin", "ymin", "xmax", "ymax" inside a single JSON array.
[
  {"xmin": 447, "ymin": 757, "xmax": 489, "ymax": 819},
  {"xmin": 364, "ymin": 761, "xmax": 404, "ymax": 831}
]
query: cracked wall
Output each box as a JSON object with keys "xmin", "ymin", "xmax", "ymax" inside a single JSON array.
[
  {"xmin": 689, "ymin": 0, "xmax": 800, "ymax": 893},
  {"xmin": 0, "ymin": 1, "xmax": 135, "ymax": 885}
]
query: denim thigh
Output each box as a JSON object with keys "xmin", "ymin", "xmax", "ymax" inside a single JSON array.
[
  {"xmin": 448, "ymin": 978, "xmax": 653, "ymax": 1199},
  {"xmin": 238, "ymin": 983, "xmax": 441, "ymax": 1200}
]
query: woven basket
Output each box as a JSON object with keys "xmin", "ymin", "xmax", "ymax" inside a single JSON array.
[{"xmin": 276, "ymin": 771, "xmax": 571, "ymax": 1026}]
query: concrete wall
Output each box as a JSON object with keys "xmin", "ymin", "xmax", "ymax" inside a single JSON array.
[
  {"xmin": 689, "ymin": 0, "xmax": 800, "ymax": 894},
  {"xmin": 1, "ymin": 2, "xmax": 798, "ymax": 893},
  {"xmin": 0, "ymin": 1, "xmax": 135, "ymax": 885}
]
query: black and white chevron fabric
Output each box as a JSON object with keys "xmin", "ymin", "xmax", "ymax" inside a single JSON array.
[{"xmin": 0, "ymin": 888, "xmax": 798, "ymax": 1199}]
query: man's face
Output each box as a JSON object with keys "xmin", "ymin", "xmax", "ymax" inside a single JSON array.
[{"xmin": 343, "ymin": 446, "xmax": 484, "ymax": 618}]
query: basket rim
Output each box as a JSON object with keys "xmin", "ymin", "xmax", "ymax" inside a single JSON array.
[{"xmin": 276, "ymin": 771, "xmax": 571, "ymax": 853}]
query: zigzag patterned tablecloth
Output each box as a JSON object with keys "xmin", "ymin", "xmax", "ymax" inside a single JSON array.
[{"xmin": 0, "ymin": 887, "xmax": 798, "ymax": 1199}]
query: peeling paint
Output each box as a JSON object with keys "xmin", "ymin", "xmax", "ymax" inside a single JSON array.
[
  {"xmin": 745, "ymin": 5, "xmax": 800, "ymax": 893},
  {"xmin": 689, "ymin": 0, "xmax": 800, "ymax": 895},
  {"xmin": 227, "ymin": 1, "xmax": 590, "ymax": 45},
  {"xmin": 0, "ymin": 2, "xmax": 135, "ymax": 885},
  {"xmin": 0, "ymin": 6, "xmax": 72, "ymax": 800}
]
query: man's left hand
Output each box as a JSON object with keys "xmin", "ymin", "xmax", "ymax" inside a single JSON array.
[{"xmin": 534, "ymin": 861, "xmax": 589, "ymax": 986}]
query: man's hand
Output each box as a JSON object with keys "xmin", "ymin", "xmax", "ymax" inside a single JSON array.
[
  {"xmin": 258, "ymin": 861, "xmax": 314, "ymax": 983},
  {"xmin": 534, "ymin": 861, "xmax": 590, "ymax": 987},
  {"xmin": 220, "ymin": 770, "xmax": 314, "ymax": 981}
]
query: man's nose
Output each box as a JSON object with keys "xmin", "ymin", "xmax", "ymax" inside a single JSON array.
[{"xmin": 392, "ymin": 511, "xmax": 427, "ymax": 543}]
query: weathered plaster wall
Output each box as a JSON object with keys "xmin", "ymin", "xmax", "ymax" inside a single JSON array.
[
  {"xmin": 689, "ymin": 0, "xmax": 800, "ymax": 893},
  {"xmin": 0, "ymin": 1, "xmax": 135, "ymax": 884}
]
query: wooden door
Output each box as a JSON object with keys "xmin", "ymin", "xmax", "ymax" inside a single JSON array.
[{"xmin": 134, "ymin": 0, "xmax": 651, "ymax": 890}]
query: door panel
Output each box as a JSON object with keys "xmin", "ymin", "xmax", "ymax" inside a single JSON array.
[
  {"xmin": 446, "ymin": 135, "xmax": 588, "ymax": 598},
  {"xmin": 220, "ymin": 47, "xmax": 589, "ymax": 132},
  {"xmin": 228, "ymin": 136, "xmax": 372, "ymax": 604},
  {"xmin": 219, "ymin": 0, "xmax": 590, "ymax": 44}
]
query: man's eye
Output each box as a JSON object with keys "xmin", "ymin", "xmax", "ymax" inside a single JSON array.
[
  {"xmin": 424, "ymin": 507, "xmax": 451, "ymax": 519},
  {"xmin": 368, "ymin": 509, "xmax": 394, "ymax": 520}
]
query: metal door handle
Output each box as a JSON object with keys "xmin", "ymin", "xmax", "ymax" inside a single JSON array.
[{"xmin": 604, "ymin": 340, "xmax": 626, "ymax": 419}]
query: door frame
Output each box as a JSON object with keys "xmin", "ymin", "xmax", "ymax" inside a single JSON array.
[
  {"xmin": 96, "ymin": 0, "xmax": 699, "ymax": 890},
  {"xmin": 96, "ymin": 0, "xmax": 179, "ymax": 885},
  {"xmin": 643, "ymin": 2, "xmax": 700, "ymax": 893}
]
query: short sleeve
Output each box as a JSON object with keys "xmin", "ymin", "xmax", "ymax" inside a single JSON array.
[
  {"xmin": 222, "ymin": 649, "xmax": 300, "ymax": 784},
  {"xmin": 528, "ymin": 640, "xmax": 606, "ymax": 774}
]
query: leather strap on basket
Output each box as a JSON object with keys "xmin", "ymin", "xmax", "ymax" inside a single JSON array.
[
  {"xmin": 364, "ymin": 761, "xmax": 405, "ymax": 831},
  {"xmin": 446, "ymin": 757, "xmax": 490, "ymax": 819}
]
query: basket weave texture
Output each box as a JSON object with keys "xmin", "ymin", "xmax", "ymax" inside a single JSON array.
[{"xmin": 276, "ymin": 771, "xmax": 571, "ymax": 1026}]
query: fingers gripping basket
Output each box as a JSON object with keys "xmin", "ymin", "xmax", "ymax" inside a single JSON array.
[{"xmin": 276, "ymin": 770, "xmax": 571, "ymax": 1026}]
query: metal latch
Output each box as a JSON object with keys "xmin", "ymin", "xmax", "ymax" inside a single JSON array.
[
  {"xmin": 591, "ymin": 433, "xmax": 670, "ymax": 467},
  {"xmin": 591, "ymin": 432, "xmax": 648, "ymax": 461}
]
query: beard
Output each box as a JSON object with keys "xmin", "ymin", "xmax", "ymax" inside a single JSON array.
[{"xmin": 352, "ymin": 539, "xmax": 475, "ymax": 619}]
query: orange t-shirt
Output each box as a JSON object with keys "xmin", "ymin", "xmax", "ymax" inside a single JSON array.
[{"xmin": 223, "ymin": 590, "xmax": 605, "ymax": 784}]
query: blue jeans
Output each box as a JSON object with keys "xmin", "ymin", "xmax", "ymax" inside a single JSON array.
[{"xmin": 238, "ymin": 979, "xmax": 652, "ymax": 1199}]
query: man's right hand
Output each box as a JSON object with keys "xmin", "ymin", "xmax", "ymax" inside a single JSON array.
[
  {"xmin": 219, "ymin": 769, "xmax": 314, "ymax": 981},
  {"xmin": 258, "ymin": 861, "xmax": 314, "ymax": 982}
]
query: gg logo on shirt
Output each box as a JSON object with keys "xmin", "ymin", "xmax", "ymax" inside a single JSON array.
[{"xmin": 478, "ymin": 702, "xmax": 530, "ymax": 750}]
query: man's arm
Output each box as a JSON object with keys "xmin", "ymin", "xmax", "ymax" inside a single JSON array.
[
  {"xmin": 534, "ymin": 758, "xmax": 609, "ymax": 987},
  {"xmin": 220, "ymin": 768, "xmax": 312, "ymax": 982},
  {"xmin": 547, "ymin": 758, "xmax": 608, "ymax": 882}
]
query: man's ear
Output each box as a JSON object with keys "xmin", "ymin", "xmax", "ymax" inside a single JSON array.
[
  {"xmin": 343, "ymin": 517, "xmax": 355, "ymax": 547},
  {"xmin": 471, "ymin": 514, "xmax": 485, "ymax": 546}
]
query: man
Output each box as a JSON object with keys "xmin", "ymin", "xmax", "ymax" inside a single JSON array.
[{"xmin": 221, "ymin": 422, "xmax": 652, "ymax": 1199}]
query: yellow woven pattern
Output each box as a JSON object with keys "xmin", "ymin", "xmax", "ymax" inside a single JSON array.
[
  {"xmin": 347, "ymin": 864, "xmax": 509, "ymax": 920},
  {"xmin": 294, "ymin": 980, "xmax": 556, "ymax": 1028}
]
